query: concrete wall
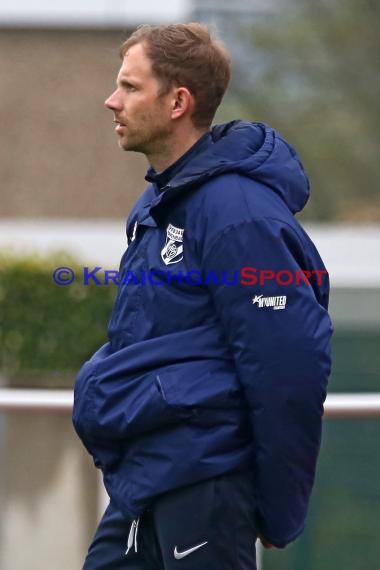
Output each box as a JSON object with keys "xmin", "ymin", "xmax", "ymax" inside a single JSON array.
[
  {"xmin": 0, "ymin": 28, "xmax": 147, "ymax": 218},
  {"xmin": 0, "ymin": 411, "xmax": 100, "ymax": 570}
]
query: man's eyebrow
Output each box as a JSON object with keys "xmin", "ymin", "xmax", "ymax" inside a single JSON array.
[{"xmin": 117, "ymin": 75, "xmax": 141, "ymax": 87}]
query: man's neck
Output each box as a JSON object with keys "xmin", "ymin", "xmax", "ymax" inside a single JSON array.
[{"xmin": 148, "ymin": 128, "xmax": 209, "ymax": 173}]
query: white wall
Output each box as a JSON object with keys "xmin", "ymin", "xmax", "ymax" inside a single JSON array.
[
  {"xmin": 0, "ymin": 0, "xmax": 190, "ymax": 27},
  {"xmin": 1, "ymin": 220, "xmax": 379, "ymax": 288}
]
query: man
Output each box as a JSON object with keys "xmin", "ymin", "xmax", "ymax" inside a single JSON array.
[{"xmin": 73, "ymin": 23, "xmax": 332, "ymax": 570}]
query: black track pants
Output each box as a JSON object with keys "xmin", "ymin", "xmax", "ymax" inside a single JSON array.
[{"xmin": 83, "ymin": 469, "xmax": 258, "ymax": 570}]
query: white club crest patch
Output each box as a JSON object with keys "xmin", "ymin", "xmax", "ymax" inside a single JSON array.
[{"xmin": 161, "ymin": 223, "xmax": 184, "ymax": 265}]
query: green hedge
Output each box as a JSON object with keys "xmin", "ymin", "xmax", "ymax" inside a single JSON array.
[{"xmin": 0, "ymin": 253, "xmax": 116, "ymax": 387}]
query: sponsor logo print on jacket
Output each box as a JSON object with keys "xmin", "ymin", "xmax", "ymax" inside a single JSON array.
[{"xmin": 252, "ymin": 294, "xmax": 287, "ymax": 310}]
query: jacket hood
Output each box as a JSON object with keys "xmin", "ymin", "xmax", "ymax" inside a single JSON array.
[{"xmin": 166, "ymin": 121, "xmax": 310, "ymax": 214}]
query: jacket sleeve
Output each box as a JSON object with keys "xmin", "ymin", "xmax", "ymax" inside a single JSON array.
[{"xmin": 200, "ymin": 217, "xmax": 332, "ymax": 548}]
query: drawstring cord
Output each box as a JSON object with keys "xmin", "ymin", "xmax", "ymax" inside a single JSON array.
[
  {"xmin": 134, "ymin": 517, "xmax": 140, "ymax": 552},
  {"xmin": 125, "ymin": 518, "xmax": 140, "ymax": 556}
]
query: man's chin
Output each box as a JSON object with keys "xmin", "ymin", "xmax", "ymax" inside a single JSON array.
[
  {"xmin": 118, "ymin": 138, "xmax": 132, "ymax": 151},
  {"xmin": 118, "ymin": 138, "xmax": 146, "ymax": 154}
]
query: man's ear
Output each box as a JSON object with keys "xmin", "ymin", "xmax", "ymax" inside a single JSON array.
[{"xmin": 171, "ymin": 87, "xmax": 193, "ymax": 120}]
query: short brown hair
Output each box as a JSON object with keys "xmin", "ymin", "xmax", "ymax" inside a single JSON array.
[{"xmin": 120, "ymin": 23, "xmax": 231, "ymax": 128}]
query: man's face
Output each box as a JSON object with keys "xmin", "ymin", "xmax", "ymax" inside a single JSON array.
[{"xmin": 105, "ymin": 43, "xmax": 174, "ymax": 155}]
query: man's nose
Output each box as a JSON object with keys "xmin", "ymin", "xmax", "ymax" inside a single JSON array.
[{"xmin": 104, "ymin": 90, "xmax": 121, "ymax": 110}]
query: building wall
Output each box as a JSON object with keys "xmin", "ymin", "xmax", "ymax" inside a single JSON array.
[
  {"xmin": 0, "ymin": 28, "xmax": 147, "ymax": 218},
  {"xmin": 0, "ymin": 411, "xmax": 100, "ymax": 570}
]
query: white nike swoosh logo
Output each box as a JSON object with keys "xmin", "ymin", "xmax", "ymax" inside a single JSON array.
[{"xmin": 174, "ymin": 541, "xmax": 208, "ymax": 559}]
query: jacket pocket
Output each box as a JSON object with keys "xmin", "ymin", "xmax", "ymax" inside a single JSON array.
[
  {"xmin": 156, "ymin": 360, "xmax": 245, "ymax": 410},
  {"xmin": 73, "ymin": 350, "xmax": 245, "ymax": 443},
  {"xmin": 74, "ymin": 367, "xmax": 194, "ymax": 442}
]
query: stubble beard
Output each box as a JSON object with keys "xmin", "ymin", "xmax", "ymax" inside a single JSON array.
[{"xmin": 119, "ymin": 118, "xmax": 173, "ymax": 159}]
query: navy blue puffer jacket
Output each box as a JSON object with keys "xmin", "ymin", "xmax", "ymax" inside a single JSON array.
[{"xmin": 73, "ymin": 121, "xmax": 332, "ymax": 548}]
